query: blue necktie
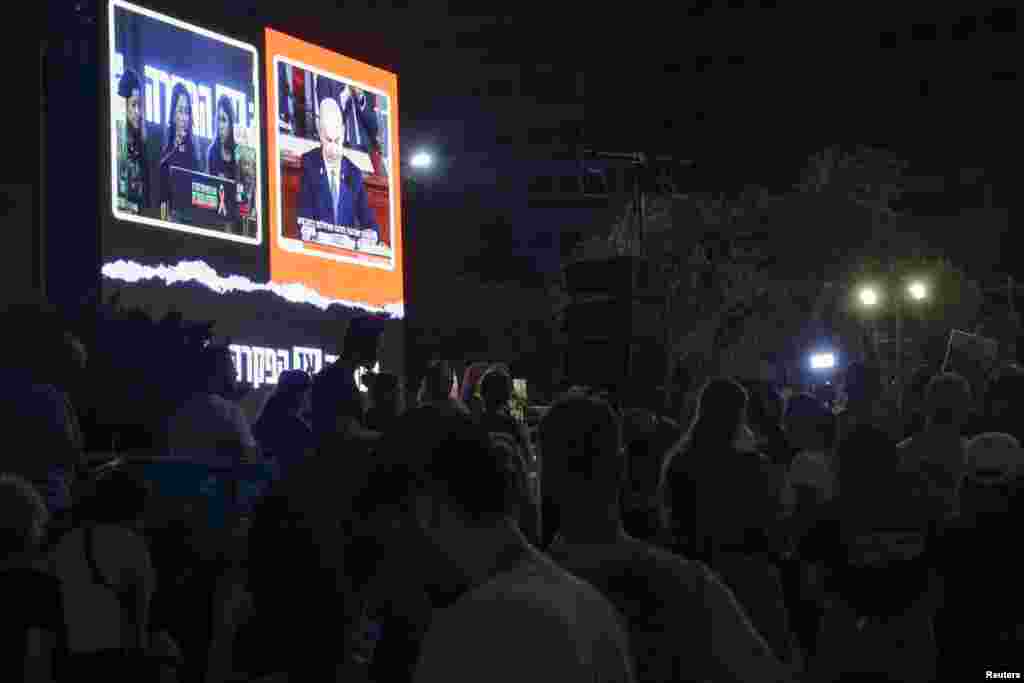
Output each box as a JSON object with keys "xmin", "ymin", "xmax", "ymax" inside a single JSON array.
[{"xmin": 330, "ymin": 169, "xmax": 339, "ymax": 223}]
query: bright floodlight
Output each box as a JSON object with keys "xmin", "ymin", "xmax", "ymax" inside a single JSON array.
[
  {"xmin": 908, "ymin": 281, "xmax": 928, "ymax": 301},
  {"xmin": 810, "ymin": 352, "xmax": 836, "ymax": 370},
  {"xmin": 410, "ymin": 151, "xmax": 433, "ymax": 169},
  {"xmin": 859, "ymin": 287, "xmax": 880, "ymax": 307}
]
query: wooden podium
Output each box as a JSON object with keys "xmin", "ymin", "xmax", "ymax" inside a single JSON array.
[{"xmin": 279, "ymin": 135, "xmax": 391, "ymax": 247}]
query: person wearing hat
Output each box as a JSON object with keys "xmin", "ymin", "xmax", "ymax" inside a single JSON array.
[
  {"xmin": 963, "ymin": 431, "xmax": 1024, "ymax": 495},
  {"xmin": 116, "ymin": 68, "xmax": 150, "ymax": 212},
  {"xmin": 253, "ymin": 369, "xmax": 315, "ymax": 477},
  {"xmin": 933, "ymin": 431, "xmax": 1024, "ymax": 676}
]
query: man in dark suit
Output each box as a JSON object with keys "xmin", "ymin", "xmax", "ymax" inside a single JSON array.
[
  {"xmin": 315, "ymin": 75, "xmax": 379, "ymax": 154},
  {"xmin": 297, "ymin": 98, "xmax": 379, "ymax": 244}
]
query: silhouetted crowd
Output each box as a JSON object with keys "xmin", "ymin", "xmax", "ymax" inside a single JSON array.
[{"xmin": 3, "ymin": 315, "xmax": 1024, "ymax": 682}]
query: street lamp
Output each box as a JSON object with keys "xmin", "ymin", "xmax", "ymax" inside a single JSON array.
[
  {"xmin": 907, "ymin": 280, "xmax": 928, "ymax": 302},
  {"xmin": 858, "ymin": 286, "xmax": 880, "ymax": 308},
  {"xmin": 854, "ymin": 274, "xmax": 932, "ymax": 390},
  {"xmin": 410, "ymin": 151, "xmax": 433, "ymax": 169}
]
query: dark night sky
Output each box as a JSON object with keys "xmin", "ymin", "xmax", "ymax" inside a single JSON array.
[{"xmin": 160, "ymin": 2, "xmax": 1018, "ymax": 278}]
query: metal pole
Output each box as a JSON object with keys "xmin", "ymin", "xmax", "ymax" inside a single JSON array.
[{"xmin": 1009, "ymin": 275, "xmax": 1016, "ymax": 316}]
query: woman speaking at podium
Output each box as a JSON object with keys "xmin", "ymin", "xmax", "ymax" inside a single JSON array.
[
  {"xmin": 207, "ymin": 95, "xmax": 242, "ymax": 233},
  {"xmin": 159, "ymin": 83, "xmax": 199, "ymax": 222}
]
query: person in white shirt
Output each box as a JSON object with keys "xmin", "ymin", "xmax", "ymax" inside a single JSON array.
[
  {"xmin": 49, "ymin": 469, "xmax": 156, "ymax": 660},
  {"xmin": 167, "ymin": 346, "xmax": 259, "ymax": 463},
  {"xmin": 357, "ymin": 407, "xmax": 635, "ymax": 683},
  {"xmin": 541, "ymin": 393, "xmax": 795, "ymax": 683}
]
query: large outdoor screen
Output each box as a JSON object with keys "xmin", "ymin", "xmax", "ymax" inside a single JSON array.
[
  {"xmin": 108, "ymin": 0, "xmax": 262, "ymax": 244},
  {"xmin": 265, "ymin": 29, "xmax": 404, "ymax": 312}
]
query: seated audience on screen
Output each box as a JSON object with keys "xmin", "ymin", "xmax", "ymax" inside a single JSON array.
[
  {"xmin": 159, "ymin": 83, "xmax": 200, "ymax": 221},
  {"xmin": 297, "ymin": 97, "xmax": 379, "ymax": 244}
]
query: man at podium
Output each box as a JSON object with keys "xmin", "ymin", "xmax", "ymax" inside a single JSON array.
[{"xmin": 297, "ymin": 97, "xmax": 379, "ymax": 244}]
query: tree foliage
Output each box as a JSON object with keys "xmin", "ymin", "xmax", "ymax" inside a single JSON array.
[{"xmin": 558, "ymin": 145, "xmax": 987, "ymax": 389}]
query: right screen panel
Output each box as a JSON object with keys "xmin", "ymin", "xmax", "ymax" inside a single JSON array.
[{"xmin": 265, "ymin": 29, "xmax": 403, "ymax": 311}]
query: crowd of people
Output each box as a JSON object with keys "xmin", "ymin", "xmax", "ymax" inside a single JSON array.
[{"xmin": 3, "ymin": 315, "xmax": 1024, "ymax": 682}]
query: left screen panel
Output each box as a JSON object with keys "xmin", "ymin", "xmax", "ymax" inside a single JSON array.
[{"xmin": 108, "ymin": 0, "xmax": 262, "ymax": 244}]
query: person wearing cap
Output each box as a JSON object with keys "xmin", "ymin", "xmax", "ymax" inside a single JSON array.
[
  {"xmin": 933, "ymin": 430, "xmax": 1024, "ymax": 676},
  {"xmin": 960, "ymin": 431, "xmax": 1024, "ymax": 518},
  {"xmin": 116, "ymin": 67, "xmax": 150, "ymax": 212},
  {"xmin": 970, "ymin": 363, "xmax": 1024, "ymax": 443},
  {"xmin": 966, "ymin": 431, "xmax": 1024, "ymax": 482},
  {"xmin": 253, "ymin": 369, "xmax": 315, "ymax": 477}
]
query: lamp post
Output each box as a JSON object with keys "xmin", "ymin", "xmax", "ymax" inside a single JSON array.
[
  {"xmin": 855, "ymin": 276, "xmax": 930, "ymax": 394},
  {"xmin": 410, "ymin": 151, "xmax": 433, "ymax": 170},
  {"xmin": 402, "ymin": 149, "xmax": 439, "ymax": 202}
]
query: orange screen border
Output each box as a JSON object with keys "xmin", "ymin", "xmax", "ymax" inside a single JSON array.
[{"xmin": 264, "ymin": 28, "xmax": 403, "ymax": 309}]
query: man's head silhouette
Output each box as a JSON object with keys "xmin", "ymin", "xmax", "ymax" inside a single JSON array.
[{"xmin": 318, "ymin": 97, "xmax": 345, "ymax": 167}]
